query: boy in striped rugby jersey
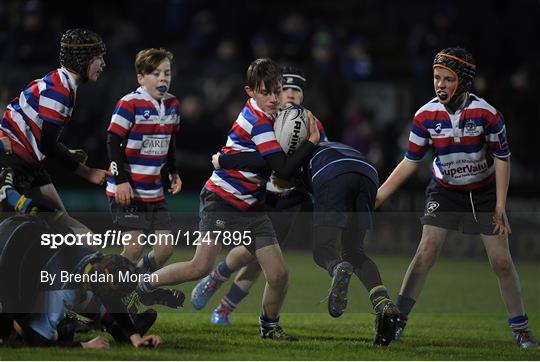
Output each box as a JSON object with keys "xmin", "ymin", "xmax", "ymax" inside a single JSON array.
[
  {"xmin": 0, "ymin": 28, "xmax": 110, "ymax": 233},
  {"xmin": 136, "ymin": 58, "xmax": 321, "ymax": 341},
  {"xmin": 106, "ymin": 48, "xmax": 182, "ymax": 274},
  {"xmin": 376, "ymin": 46, "xmax": 538, "ymax": 349}
]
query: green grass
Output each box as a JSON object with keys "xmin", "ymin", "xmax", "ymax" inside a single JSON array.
[{"xmin": 1, "ymin": 250, "xmax": 539, "ymax": 360}]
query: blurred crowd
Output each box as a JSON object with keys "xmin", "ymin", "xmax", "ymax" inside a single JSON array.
[{"xmin": 0, "ymin": 0, "xmax": 539, "ymax": 196}]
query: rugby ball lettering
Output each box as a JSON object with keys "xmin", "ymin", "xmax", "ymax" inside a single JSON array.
[{"xmin": 274, "ymin": 104, "xmax": 308, "ymax": 154}]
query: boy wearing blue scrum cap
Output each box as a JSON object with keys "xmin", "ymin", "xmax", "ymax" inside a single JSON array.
[{"xmin": 106, "ymin": 48, "xmax": 182, "ymax": 277}]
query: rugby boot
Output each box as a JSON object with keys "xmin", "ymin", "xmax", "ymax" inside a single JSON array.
[
  {"xmin": 211, "ymin": 303, "xmax": 232, "ymax": 326},
  {"xmin": 328, "ymin": 261, "xmax": 354, "ymax": 318},
  {"xmin": 373, "ymin": 301, "xmax": 400, "ymax": 346},
  {"xmin": 392, "ymin": 313, "xmax": 408, "ymax": 343},
  {"xmin": 140, "ymin": 288, "xmax": 185, "ymax": 309},
  {"xmin": 514, "ymin": 329, "xmax": 540, "ymax": 349},
  {"xmin": 260, "ymin": 324, "xmax": 299, "ymax": 341},
  {"xmin": 191, "ymin": 274, "xmax": 224, "ymax": 310}
]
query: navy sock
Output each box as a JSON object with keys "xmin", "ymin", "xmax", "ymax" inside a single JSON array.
[
  {"xmin": 137, "ymin": 253, "xmax": 158, "ymax": 273},
  {"xmin": 217, "ymin": 261, "xmax": 233, "ymax": 279},
  {"xmin": 259, "ymin": 313, "xmax": 280, "ymax": 328},
  {"xmin": 396, "ymin": 294, "xmax": 416, "ymax": 316},
  {"xmin": 137, "ymin": 278, "xmax": 156, "ymax": 294},
  {"xmin": 508, "ymin": 315, "xmax": 529, "ymax": 333},
  {"xmin": 369, "ymin": 285, "xmax": 391, "ymax": 312},
  {"xmin": 222, "ymin": 282, "xmax": 248, "ymax": 310}
]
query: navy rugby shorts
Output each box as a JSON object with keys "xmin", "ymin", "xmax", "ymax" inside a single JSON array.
[{"xmin": 420, "ymin": 179, "xmax": 497, "ymax": 235}]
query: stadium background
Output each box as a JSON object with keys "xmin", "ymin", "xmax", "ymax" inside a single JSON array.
[{"xmin": 0, "ymin": 0, "xmax": 539, "ymax": 259}]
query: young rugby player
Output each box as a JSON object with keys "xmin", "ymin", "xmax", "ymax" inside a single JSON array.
[
  {"xmin": 376, "ymin": 46, "xmax": 539, "ymax": 349},
  {"xmin": 0, "ymin": 28, "xmax": 110, "ymax": 232},
  {"xmin": 106, "ymin": 48, "xmax": 182, "ymax": 273},
  {"xmin": 136, "ymin": 58, "xmax": 320, "ymax": 341}
]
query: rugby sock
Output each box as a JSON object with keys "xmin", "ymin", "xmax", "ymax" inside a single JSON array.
[
  {"xmin": 259, "ymin": 313, "xmax": 280, "ymax": 328},
  {"xmin": 137, "ymin": 253, "xmax": 158, "ymax": 273},
  {"xmin": 221, "ymin": 282, "xmax": 248, "ymax": 310},
  {"xmin": 508, "ymin": 315, "xmax": 529, "ymax": 333},
  {"xmin": 137, "ymin": 278, "xmax": 157, "ymax": 294},
  {"xmin": 212, "ymin": 261, "xmax": 232, "ymax": 281},
  {"xmin": 396, "ymin": 294, "xmax": 416, "ymax": 316},
  {"xmin": 369, "ymin": 285, "xmax": 391, "ymax": 312},
  {"xmin": 5, "ymin": 188, "xmax": 22, "ymax": 207}
]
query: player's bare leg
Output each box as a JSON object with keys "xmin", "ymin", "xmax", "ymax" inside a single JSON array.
[
  {"xmin": 29, "ymin": 183, "xmax": 93, "ymax": 235},
  {"xmin": 152, "ymin": 242, "xmax": 222, "ymax": 286},
  {"xmin": 121, "ymin": 230, "xmax": 145, "ymax": 264},
  {"xmin": 234, "ymin": 260, "xmax": 262, "ymax": 291},
  {"xmin": 481, "ymin": 233, "xmax": 525, "ymax": 316},
  {"xmin": 149, "ymin": 229, "xmax": 174, "ymax": 267},
  {"xmin": 394, "ymin": 225, "xmax": 447, "ymax": 341},
  {"xmin": 480, "ymin": 233, "xmax": 538, "ymax": 348},
  {"xmin": 255, "ymin": 243, "xmax": 297, "ymax": 340},
  {"xmin": 255, "ymin": 244, "xmax": 288, "ymax": 318},
  {"xmin": 398, "ymin": 225, "xmax": 448, "ymax": 300},
  {"xmin": 225, "ymin": 245, "xmax": 256, "ymax": 271}
]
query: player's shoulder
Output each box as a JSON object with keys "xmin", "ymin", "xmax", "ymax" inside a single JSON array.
[
  {"xmin": 241, "ymin": 98, "xmax": 271, "ymax": 125},
  {"xmin": 163, "ymin": 93, "xmax": 180, "ymax": 106},
  {"xmin": 41, "ymin": 68, "xmax": 74, "ymax": 94},
  {"xmin": 467, "ymin": 93, "xmax": 498, "ymax": 116},
  {"xmin": 414, "ymin": 97, "xmax": 443, "ymax": 117}
]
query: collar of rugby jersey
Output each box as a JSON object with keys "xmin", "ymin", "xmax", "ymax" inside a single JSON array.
[
  {"xmin": 137, "ymin": 86, "xmax": 166, "ymax": 119},
  {"xmin": 59, "ymin": 67, "xmax": 79, "ymax": 96},
  {"xmin": 249, "ymin": 97, "xmax": 275, "ymax": 120}
]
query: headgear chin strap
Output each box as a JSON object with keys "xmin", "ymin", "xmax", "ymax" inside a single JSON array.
[
  {"xmin": 59, "ymin": 28, "xmax": 106, "ymax": 83},
  {"xmin": 433, "ymin": 47, "xmax": 476, "ymax": 104}
]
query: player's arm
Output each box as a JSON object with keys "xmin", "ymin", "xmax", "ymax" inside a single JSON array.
[
  {"xmin": 107, "ymin": 132, "xmax": 133, "ymax": 206},
  {"xmin": 218, "ymin": 151, "xmax": 267, "ymax": 172},
  {"xmin": 100, "ymin": 295, "xmax": 161, "ymax": 348},
  {"xmin": 265, "ymin": 188, "xmax": 310, "ymax": 209},
  {"xmin": 376, "ymin": 115, "xmax": 430, "ymax": 208},
  {"xmin": 41, "ymin": 122, "xmax": 110, "ymax": 185},
  {"xmin": 164, "ymin": 134, "xmax": 181, "ymax": 194},
  {"xmin": 375, "ymin": 158, "xmax": 419, "ymax": 209},
  {"xmin": 488, "ymin": 112, "xmax": 512, "ymax": 235}
]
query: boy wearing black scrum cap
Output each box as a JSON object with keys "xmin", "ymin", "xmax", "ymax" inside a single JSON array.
[
  {"xmin": 376, "ymin": 47, "xmax": 538, "ymax": 349},
  {"xmin": 0, "ymin": 28, "xmax": 110, "ymax": 233}
]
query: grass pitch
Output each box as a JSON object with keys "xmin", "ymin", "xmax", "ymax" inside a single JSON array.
[{"xmin": 1, "ymin": 250, "xmax": 539, "ymax": 360}]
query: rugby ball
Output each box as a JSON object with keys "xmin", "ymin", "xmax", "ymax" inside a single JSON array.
[{"xmin": 274, "ymin": 104, "xmax": 308, "ymax": 154}]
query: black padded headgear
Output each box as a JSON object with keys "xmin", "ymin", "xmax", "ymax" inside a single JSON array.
[
  {"xmin": 282, "ymin": 64, "xmax": 306, "ymax": 93},
  {"xmin": 88, "ymin": 254, "xmax": 137, "ymax": 299},
  {"xmin": 59, "ymin": 28, "xmax": 106, "ymax": 82},
  {"xmin": 433, "ymin": 46, "xmax": 476, "ymax": 103}
]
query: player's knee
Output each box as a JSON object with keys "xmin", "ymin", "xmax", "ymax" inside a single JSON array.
[
  {"xmin": 265, "ymin": 267, "xmax": 288, "ymax": 289},
  {"xmin": 490, "ymin": 255, "xmax": 513, "ymax": 277},
  {"xmin": 122, "ymin": 245, "xmax": 144, "ymax": 264}
]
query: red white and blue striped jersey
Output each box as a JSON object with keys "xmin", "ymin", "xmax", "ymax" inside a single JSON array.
[
  {"xmin": 205, "ymin": 98, "xmax": 283, "ymax": 210},
  {"xmin": 0, "ymin": 68, "xmax": 78, "ymax": 165},
  {"xmin": 405, "ymin": 93, "xmax": 510, "ymax": 191},
  {"xmin": 106, "ymin": 87, "xmax": 180, "ymax": 202}
]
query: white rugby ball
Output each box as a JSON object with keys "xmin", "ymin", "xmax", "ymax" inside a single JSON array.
[{"xmin": 274, "ymin": 104, "xmax": 308, "ymax": 154}]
